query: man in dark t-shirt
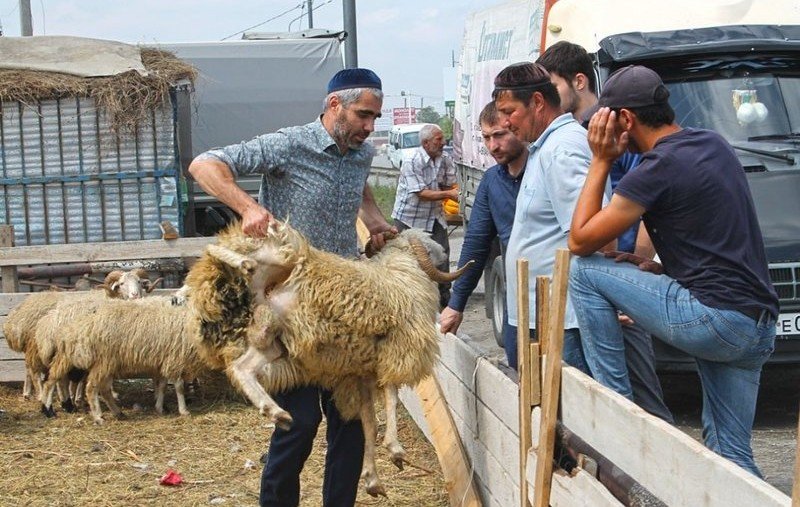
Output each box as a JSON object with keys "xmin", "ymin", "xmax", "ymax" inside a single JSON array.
[{"xmin": 567, "ymin": 65, "xmax": 778, "ymax": 477}]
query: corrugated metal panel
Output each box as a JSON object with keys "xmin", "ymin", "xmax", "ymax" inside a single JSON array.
[{"xmin": 0, "ymin": 96, "xmax": 181, "ymax": 246}]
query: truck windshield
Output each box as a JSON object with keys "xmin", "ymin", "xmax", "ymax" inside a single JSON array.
[
  {"xmin": 402, "ymin": 132, "xmax": 421, "ymax": 149},
  {"xmin": 664, "ymin": 72, "xmax": 800, "ymax": 143}
]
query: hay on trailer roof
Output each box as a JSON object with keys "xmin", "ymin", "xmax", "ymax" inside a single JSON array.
[{"xmin": 0, "ymin": 47, "xmax": 197, "ymax": 135}]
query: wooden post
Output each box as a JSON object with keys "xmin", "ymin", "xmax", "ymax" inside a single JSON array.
[
  {"xmin": 793, "ymin": 408, "xmax": 800, "ymax": 506},
  {"xmin": 533, "ymin": 249, "xmax": 571, "ymax": 507},
  {"xmin": 0, "ymin": 225, "xmax": 19, "ymax": 293},
  {"xmin": 531, "ymin": 275, "xmax": 550, "ymax": 407},
  {"xmin": 517, "ymin": 259, "xmax": 533, "ymax": 507}
]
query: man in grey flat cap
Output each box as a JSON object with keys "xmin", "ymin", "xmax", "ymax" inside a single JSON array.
[
  {"xmin": 189, "ymin": 67, "xmax": 394, "ymax": 507},
  {"xmin": 568, "ymin": 65, "xmax": 778, "ymax": 477}
]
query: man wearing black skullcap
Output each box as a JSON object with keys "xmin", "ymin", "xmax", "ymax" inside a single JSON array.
[
  {"xmin": 568, "ymin": 65, "xmax": 778, "ymax": 477},
  {"xmin": 189, "ymin": 67, "xmax": 394, "ymax": 507},
  {"xmin": 491, "ymin": 61, "xmax": 600, "ymax": 376}
]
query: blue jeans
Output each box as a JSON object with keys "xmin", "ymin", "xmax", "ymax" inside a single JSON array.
[
  {"xmin": 260, "ymin": 386, "xmax": 364, "ymax": 506},
  {"xmin": 503, "ymin": 315, "xmax": 590, "ymax": 374},
  {"xmin": 570, "ymin": 254, "xmax": 776, "ymax": 476}
]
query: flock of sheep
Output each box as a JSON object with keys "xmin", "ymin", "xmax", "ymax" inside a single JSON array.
[{"xmin": 3, "ymin": 221, "xmax": 471, "ymax": 497}]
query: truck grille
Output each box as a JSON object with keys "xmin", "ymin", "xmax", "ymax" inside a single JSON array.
[{"xmin": 770, "ymin": 263, "xmax": 800, "ymax": 306}]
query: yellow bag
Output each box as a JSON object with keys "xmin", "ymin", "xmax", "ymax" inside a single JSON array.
[{"xmin": 442, "ymin": 185, "xmax": 459, "ymax": 214}]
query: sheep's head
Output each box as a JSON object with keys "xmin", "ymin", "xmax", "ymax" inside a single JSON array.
[
  {"xmin": 102, "ymin": 269, "xmax": 159, "ymax": 299},
  {"xmin": 379, "ymin": 228, "xmax": 475, "ymax": 283},
  {"xmin": 205, "ymin": 222, "xmax": 299, "ymax": 305}
]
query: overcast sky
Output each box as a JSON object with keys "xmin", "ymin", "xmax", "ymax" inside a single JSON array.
[{"xmin": 0, "ymin": 0, "xmax": 504, "ymax": 110}]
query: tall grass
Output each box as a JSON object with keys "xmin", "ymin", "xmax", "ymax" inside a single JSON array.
[{"xmin": 371, "ymin": 185, "xmax": 397, "ymax": 221}]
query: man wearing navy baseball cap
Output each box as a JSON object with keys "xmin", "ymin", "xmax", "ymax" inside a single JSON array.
[
  {"xmin": 189, "ymin": 68, "xmax": 396, "ymax": 506},
  {"xmin": 567, "ymin": 65, "xmax": 778, "ymax": 476}
]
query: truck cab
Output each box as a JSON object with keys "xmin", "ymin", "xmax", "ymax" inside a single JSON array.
[{"xmin": 456, "ymin": 0, "xmax": 800, "ymax": 360}]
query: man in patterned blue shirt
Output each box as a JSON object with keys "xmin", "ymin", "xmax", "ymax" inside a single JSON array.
[
  {"xmin": 189, "ymin": 68, "xmax": 394, "ymax": 507},
  {"xmin": 390, "ymin": 124, "xmax": 458, "ymax": 308}
]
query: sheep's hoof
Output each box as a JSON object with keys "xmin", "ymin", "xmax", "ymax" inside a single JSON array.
[
  {"xmin": 366, "ymin": 483, "xmax": 387, "ymax": 498},
  {"xmin": 178, "ymin": 410, "xmax": 191, "ymax": 417},
  {"xmin": 391, "ymin": 454, "xmax": 406, "ymax": 471},
  {"xmin": 93, "ymin": 417, "xmax": 105, "ymax": 425},
  {"xmin": 61, "ymin": 399, "xmax": 77, "ymax": 413},
  {"xmin": 22, "ymin": 393, "xmax": 31, "ymax": 401},
  {"xmin": 40, "ymin": 404, "xmax": 57, "ymax": 418},
  {"xmin": 274, "ymin": 411, "xmax": 293, "ymax": 432}
]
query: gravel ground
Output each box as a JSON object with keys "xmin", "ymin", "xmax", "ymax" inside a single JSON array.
[{"xmin": 447, "ymin": 227, "xmax": 799, "ymax": 496}]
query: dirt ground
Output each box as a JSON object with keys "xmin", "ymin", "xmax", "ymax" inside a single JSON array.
[{"xmin": 0, "ymin": 374, "xmax": 448, "ymax": 507}]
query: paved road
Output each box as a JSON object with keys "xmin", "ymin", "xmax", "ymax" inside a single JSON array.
[{"xmin": 446, "ymin": 227, "xmax": 799, "ymax": 495}]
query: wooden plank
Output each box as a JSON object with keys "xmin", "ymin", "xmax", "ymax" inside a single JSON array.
[
  {"xmin": 535, "ymin": 276, "xmax": 550, "ymax": 352},
  {"xmin": 528, "ymin": 343, "xmax": 541, "ymax": 406},
  {"xmin": 533, "ymin": 249, "xmax": 571, "ymax": 507},
  {"xmin": 790, "ymin": 409, "xmax": 800, "ymax": 506},
  {"xmin": 0, "ymin": 337, "xmax": 23, "ymax": 361},
  {"xmin": 437, "ymin": 332, "xmax": 518, "ymax": 434},
  {"xmin": 0, "ymin": 293, "xmax": 33, "ymax": 316},
  {"xmin": 0, "ymin": 358, "xmax": 26, "ymax": 383},
  {"xmin": 415, "ymin": 375, "xmax": 483, "ymax": 507},
  {"xmin": 0, "ymin": 225, "xmax": 19, "ymax": 292},
  {"xmin": 526, "ymin": 448, "xmax": 623, "ymax": 507},
  {"xmin": 516, "ymin": 259, "xmax": 533, "ymax": 507},
  {"xmin": 561, "ymin": 367, "xmax": 791, "ymax": 506},
  {"xmin": 0, "ymin": 236, "xmax": 212, "ymax": 267}
]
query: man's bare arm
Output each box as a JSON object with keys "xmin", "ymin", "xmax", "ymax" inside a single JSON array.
[
  {"xmin": 418, "ymin": 186, "xmax": 459, "ymax": 202},
  {"xmin": 188, "ymin": 156, "xmax": 273, "ymax": 236},
  {"xmin": 359, "ymin": 184, "xmax": 397, "ymax": 250}
]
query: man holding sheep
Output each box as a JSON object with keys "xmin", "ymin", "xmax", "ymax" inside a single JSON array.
[{"xmin": 189, "ymin": 68, "xmax": 393, "ymax": 507}]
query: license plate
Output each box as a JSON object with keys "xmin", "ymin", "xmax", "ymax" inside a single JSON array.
[{"xmin": 776, "ymin": 312, "xmax": 800, "ymax": 337}]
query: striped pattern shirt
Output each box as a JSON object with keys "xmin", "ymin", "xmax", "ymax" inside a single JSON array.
[{"xmin": 391, "ymin": 147, "xmax": 457, "ymax": 232}]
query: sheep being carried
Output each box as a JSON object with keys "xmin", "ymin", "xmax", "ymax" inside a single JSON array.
[{"xmin": 184, "ymin": 220, "xmax": 472, "ymax": 497}]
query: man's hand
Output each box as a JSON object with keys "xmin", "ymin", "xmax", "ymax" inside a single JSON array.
[
  {"xmin": 588, "ymin": 107, "xmax": 629, "ymax": 163},
  {"xmin": 446, "ymin": 188, "xmax": 460, "ymax": 201},
  {"xmin": 604, "ymin": 250, "xmax": 664, "ymax": 275},
  {"xmin": 241, "ymin": 205, "xmax": 274, "ymax": 238},
  {"xmin": 439, "ymin": 307, "xmax": 464, "ymax": 335},
  {"xmin": 367, "ymin": 223, "xmax": 399, "ymax": 252}
]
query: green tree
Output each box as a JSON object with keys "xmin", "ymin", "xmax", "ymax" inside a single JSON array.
[
  {"xmin": 416, "ymin": 106, "xmax": 441, "ymax": 124},
  {"xmin": 438, "ymin": 116, "xmax": 453, "ymax": 141}
]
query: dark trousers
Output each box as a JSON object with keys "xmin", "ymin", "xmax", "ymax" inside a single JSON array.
[
  {"xmin": 393, "ymin": 218, "xmax": 451, "ymax": 307},
  {"xmin": 259, "ymin": 385, "xmax": 365, "ymax": 507},
  {"xmin": 503, "ymin": 319, "xmax": 673, "ymax": 424}
]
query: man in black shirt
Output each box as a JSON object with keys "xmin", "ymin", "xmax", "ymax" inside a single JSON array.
[{"xmin": 567, "ymin": 65, "xmax": 778, "ymax": 476}]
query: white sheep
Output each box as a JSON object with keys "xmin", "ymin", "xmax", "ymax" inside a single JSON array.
[
  {"xmin": 40, "ymin": 295, "xmax": 206, "ymax": 423},
  {"xmin": 184, "ymin": 221, "xmax": 472, "ymax": 497},
  {"xmin": 3, "ymin": 269, "xmax": 158, "ymax": 402}
]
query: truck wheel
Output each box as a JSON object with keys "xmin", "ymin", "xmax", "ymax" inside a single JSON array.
[{"xmin": 486, "ymin": 255, "xmax": 506, "ymax": 348}]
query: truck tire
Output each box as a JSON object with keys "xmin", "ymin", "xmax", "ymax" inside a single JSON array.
[{"xmin": 485, "ymin": 255, "xmax": 506, "ymax": 348}]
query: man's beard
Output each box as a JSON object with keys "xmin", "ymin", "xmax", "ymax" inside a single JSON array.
[{"xmin": 332, "ymin": 112, "xmax": 362, "ymax": 149}]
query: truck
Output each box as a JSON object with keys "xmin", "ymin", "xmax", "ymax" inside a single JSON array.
[
  {"xmin": 454, "ymin": 0, "xmax": 800, "ymax": 366},
  {"xmin": 159, "ymin": 30, "xmax": 345, "ymax": 235}
]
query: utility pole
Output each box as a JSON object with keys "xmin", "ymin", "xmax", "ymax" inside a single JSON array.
[
  {"xmin": 307, "ymin": 0, "xmax": 313, "ymax": 29},
  {"xmin": 342, "ymin": 0, "xmax": 358, "ymax": 68},
  {"xmin": 19, "ymin": 0, "xmax": 33, "ymax": 36}
]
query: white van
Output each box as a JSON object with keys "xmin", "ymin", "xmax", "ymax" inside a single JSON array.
[{"xmin": 386, "ymin": 123, "xmax": 436, "ymax": 169}]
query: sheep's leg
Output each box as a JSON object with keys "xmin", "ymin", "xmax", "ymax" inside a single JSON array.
[
  {"xmin": 359, "ymin": 382, "xmax": 386, "ymax": 498},
  {"xmin": 72, "ymin": 379, "xmax": 85, "ymax": 405},
  {"xmin": 57, "ymin": 378, "xmax": 76, "ymax": 413},
  {"xmin": 40, "ymin": 353, "xmax": 69, "ymax": 418},
  {"xmin": 174, "ymin": 377, "xmax": 190, "ymax": 416},
  {"xmin": 22, "ymin": 369, "xmax": 33, "ymax": 400},
  {"xmin": 154, "ymin": 376, "xmax": 168, "ymax": 414},
  {"xmin": 230, "ymin": 346, "xmax": 292, "ymax": 430},
  {"xmin": 382, "ymin": 385, "xmax": 406, "ymax": 470},
  {"xmin": 98, "ymin": 380, "xmax": 125, "ymax": 420},
  {"xmin": 85, "ymin": 373, "xmax": 107, "ymax": 425}
]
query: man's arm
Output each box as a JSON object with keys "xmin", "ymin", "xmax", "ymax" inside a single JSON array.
[
  {"xmin": 634, "ymin": 222, "xmax": 656, "ymax": 259},
  {"xmin": 569, "ymin": 108, "xmax": 644, "ymax": 256},
  {"xmin": 189, "ymin": 156, "xmax": 273, "ymax": 237},
  {"xmin": 418, "ymin": 187, "xmax": 459, "ymax": 202},
  {"xmin": 440, "ymin": 178, "xmax": 497, "ymax": 334}
]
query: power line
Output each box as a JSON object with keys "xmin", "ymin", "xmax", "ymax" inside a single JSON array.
[
  {"xmin": 221, "ymin": 3, "xmax": 304, "ymax": 41},
  {"xmin": 287, "ymin": 0, "xmax": 334, "ymax": 32}
]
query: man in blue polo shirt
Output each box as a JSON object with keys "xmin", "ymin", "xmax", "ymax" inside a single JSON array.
[
  {"xmin": 568, "ymin": 65, "xmax": 778, "ymax": 476},
  {"xmin": 440, "ymin": 101, "xmax": 528, "ymax": 367}
]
